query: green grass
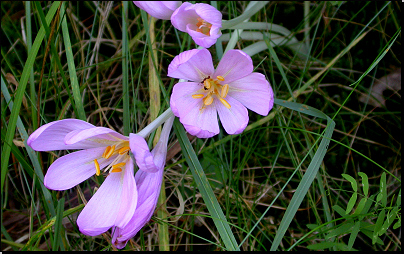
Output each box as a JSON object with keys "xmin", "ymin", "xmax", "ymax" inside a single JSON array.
[{"xmin": 1, "ymin": 1, "xmax": 401, "ymax": 251}]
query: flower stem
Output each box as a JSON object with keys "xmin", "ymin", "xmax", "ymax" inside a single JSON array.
[{"xmin": 136, "ymin": 108, "xmax": 174, "ymax": 139}]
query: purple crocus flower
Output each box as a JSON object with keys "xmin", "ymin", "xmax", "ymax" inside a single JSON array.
[
  {"xmin": 171, "ymin": 2, "xmax": 222, "ymax": 48},
  {"xmin": 111, "ymin": 116, "xmax": 175, "ymax": 249},
  {"xmin": 168, "ymin": 48, "xmax": 274, "ymax": 138},
  {"xmin": 27, "ymin": 119, "xmax": 163, "ymax": 236},
  {"xmin": 133, "ymin": 1, "xmax": 182, "ymax": 20}
]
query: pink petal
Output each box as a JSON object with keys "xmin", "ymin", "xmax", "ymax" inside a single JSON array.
[
  {"xmin": 213, "ymin": 50, "xmax": 253, "ymax": 84},
  {"xmin": 186, "ymin": 25, "xmax": 221, "ymax": 48},
  {"xmin": 170, "ymin": 2, "xmax": 197, "ymax": 31},
  {"xmin": 170, "ymin": 82, "xmax": 204, "ymax": 118},
  {"xmin": 112, "ymin": 167, "xmax": 164, "ymax": 248},
  {"xmin": 64, "ymin": 127, "xmax": 127, "ymax": 146},
  {"xmin": 170, "ymin": 82, "xmax": 219, "ymax": 138},
  {"xmin": 150, "ymin": 116, "xmax": 174, "ymax": 169},
  {"xmin": 193, "ymin": 3, "xmax": 222, "ymax": 27},
  {"xmin": 27, "ymin": 119, "xmax": 95, "ymax": 151},
  {"xmin": 215, "ymin": 95, "xmax": 249, "ymax": 135},
  {"xmin": 77, "ymin": 170, "xmax": 124, "ymax": 236},
  {"xmin": 129, "ymin": 134, "xmax": 158, "ymax": 173},
  {"xmin": 114, "ymin": 159, "xmax": 138, "ymax": 228},
  {"xmin": 133, "ymin": 1, "xmax": 181, "ymax": 20},
  {"xmin": 227, "ymin": 72, "xmax": 274, "ymax": 116},
  {"xmin": 167, "ymin": 48, "xmax": 214, "ymax": 81},
  {"xmin": 44, "ymin": 147, "xmax": 113, "ymax": 190}
]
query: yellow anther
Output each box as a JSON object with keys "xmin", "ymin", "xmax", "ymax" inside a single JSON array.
[
  {"xmin": 219, "ymin": 97, "xmax": 231, "ymax": 109},
  {"xmin": 112, "ymin": 162, "xmax": 126, "ymax": 169},
  {"xmin": 221, "ymin": 84, "xmax": 229, "ymax": 98},
  {"xmin": 204, "ymin": 79, "xmax": 211, "ymax": 89},
  {"xmin": 192, "ymin": 94, "xmax": 205, "ymax": 99},
  {"xmin": 94, "ymin": 159, "xmax": 100, "ymax": 176},
  {"xmin": 102, "ymin": 146, "xmax": 111, "ymax": 158},
  {"xmin": 104, "ymin": 145, "xmax": 116, "ymax": 159},
  {"xmin": 118, "ymin": 146, "xmax": 130, "ymax": 155},
  {"xmin": 111, "ymin": 168, "xmax": 122, "ymax": 173},
  {"xmin": 216, "ymin": 76, "xmax": 225, "ymax": 81},
  {"xmin": 203, "ymin": 95, "xmax": 214, "ymax": 106}
]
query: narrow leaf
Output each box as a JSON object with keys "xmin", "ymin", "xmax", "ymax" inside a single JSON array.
[
  {"xmin": 342, "ymin": 174, "xmax": 358, "ymax": 192},
  {"xmin": 358, "ymin": 172, "xmax": 369, "ymax": 197}
]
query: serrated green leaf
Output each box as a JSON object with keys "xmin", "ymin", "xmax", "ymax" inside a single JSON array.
[
  {"xmin": 346, "ymin": 192, "xmax": 358, "ymax": 214},
  {"xmin": 342, "ymin": 174, "xmax": 358, "ymax": 192},
  {"xmin": 348, "ymin": 221, "xmax": 360, "ymax": 250},
  {"xmin": 373, "ymin": 209, "xmax": 386, "ymax": 244},
  {"xmin": 358, "ymin": 172, "xmax": 369, "ymax": 197}
]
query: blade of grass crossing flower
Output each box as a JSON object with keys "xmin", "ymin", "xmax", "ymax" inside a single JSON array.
[
  {"xmin": 269, "ymin": 99, "xmax": 335, "ymax": 251},
  {"xmin": 1, "ymin": 77, "xmax": 56, "ymax": 217},
  {"xmin": 222, "ymin": 1, "xmax": 269, "ymax": 29},
  {"xmin": 0, "ymin": 0, "xmax": 60, "ymax": 197},
  {"xmin": 122, "ymin": 1, "xmax": 130, "ymax": 135},
  {"xmin": 60, "ymin": 2, "xmax": 86, "ymax": 121},
  {"xmin": 173, "ymin": 119, "xmax": 239, "ymax": 251}
]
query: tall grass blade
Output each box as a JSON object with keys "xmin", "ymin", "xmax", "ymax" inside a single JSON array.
[
  {"xmin": 173, "ymin": 119, "xmax": 239, "ymax": 251},
  {"xmin": 269, "ymin": 99, "xmax": 335, "ymax": 250},
  {"xmin": 60, "ymin": 2, "xmax": 86, "ymax": 121}
]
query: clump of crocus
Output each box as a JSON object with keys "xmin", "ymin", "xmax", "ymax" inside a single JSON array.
[
  {"xmin": 27, "ymin": 117, "xmax": 172, "ymax": 236},
  {"xmin": 112, "ymin": 116, "xmax": 175, "ymax": 249},
  {"xmin": 168, "ymin": 48, "xmax": 274, "ymax": 138},
  {"xmin": 171, "ymin": 2, "xmax": 222, "ymax": 48},
  {"xmin": 133, "ymin": 1, "xmax": 181, "ymax": 20}
]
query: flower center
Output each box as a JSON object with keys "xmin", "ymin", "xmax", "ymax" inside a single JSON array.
[
  {"xmin": 94, "ymin": 140, "xmax": 130, "ymax": 176},
  {"xmin": 192, "ymin": 76, "xmax": 231, "ymax": 110},
  {"xmin": 196, "ymin": 17, "xmax": 212, "ymax": 36}
]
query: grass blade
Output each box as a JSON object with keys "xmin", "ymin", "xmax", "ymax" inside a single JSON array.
[
  {"xmin": 173, "ymin": 119, "xmax": 240, "ymax": 251},
  {"xmin": 269, "ymin": 99, "xmax": 335, "ymax": 250},
  {"xmin": 60, "ymin": 2, "xmax": 86, "ymax": 121}
]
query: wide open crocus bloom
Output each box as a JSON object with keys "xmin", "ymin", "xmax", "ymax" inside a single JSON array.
[
  {"xmin": 168, "ymin": 48, "xmax": 274, "ymax": 138},
  {"xmin": 133, "ymin": 1, "xmax": 182, "ymax": 20},
  {"xmin": 27, "ymin": 119, "xmax": 160, "ymax": 236},
  {"xmin": 171, "ymin": 2, "xmax": 222, "ymax": 48},
  {"xmin": 111, "ymin": 115, "xmax": 175, "ymax": 249}
]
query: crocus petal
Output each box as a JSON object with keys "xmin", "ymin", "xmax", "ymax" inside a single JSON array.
[
  {"xmin": 215, "ymin": 96, "xmax": 249, "ymax": 135},
  {"xmin": 27, "ymin": 119, "xmax": 95, "ymax": 151},
  {"xmin": 129, "ymin": 134, "xmax": 158, "ymax": 173},
  {"xmin": 213, "ymin": 50, "xmax": 254, "ymax": 83},
  {"xmin": 167, "ymin": 48, "xmax": 214, "ymax": 81},
  {"xmin": 170, "ymin": 82, "xmax": 219, "ymax": 138},
  {"xmin": 186, "ymin": 25, "xmax": 221, "ymax": 48},
  {"xmin": 113, "ymin": 159, "xmax": 138, "ymax": 228},
  {"xmin": 171, "ymin": 3, "xmax": 222, "ymax": 48},
  {"xmin": 111, "ymin": 117, "xmax": 174, "ymax": 249},
  {"xmin": 44, "ymin": 147, "xmax": 114, "ymax": 190},
  {"xmin": 133, "ymin": 1, "xmax": 181, "ymax": 20},
  {"xmin": 112, "ymin": 167, "xmax": 164, "ymax": 248},
  {"xmin": 170, "ymin": 82, "xmax": 204, "ymax": 118},
  {"xmin": 77, "ymin": 170, "xmax": 124, "ymax": 236},
  {"xmin": 170, "ymin": 2, "xmax": 196, "ymax": 31},
  {"xmin": 64, "ymin": 127, "xmax": 127, "ymax": 146},
  {"xmin": 227, "ymin": 72, "xmax": 274, "ymax": 116}
]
